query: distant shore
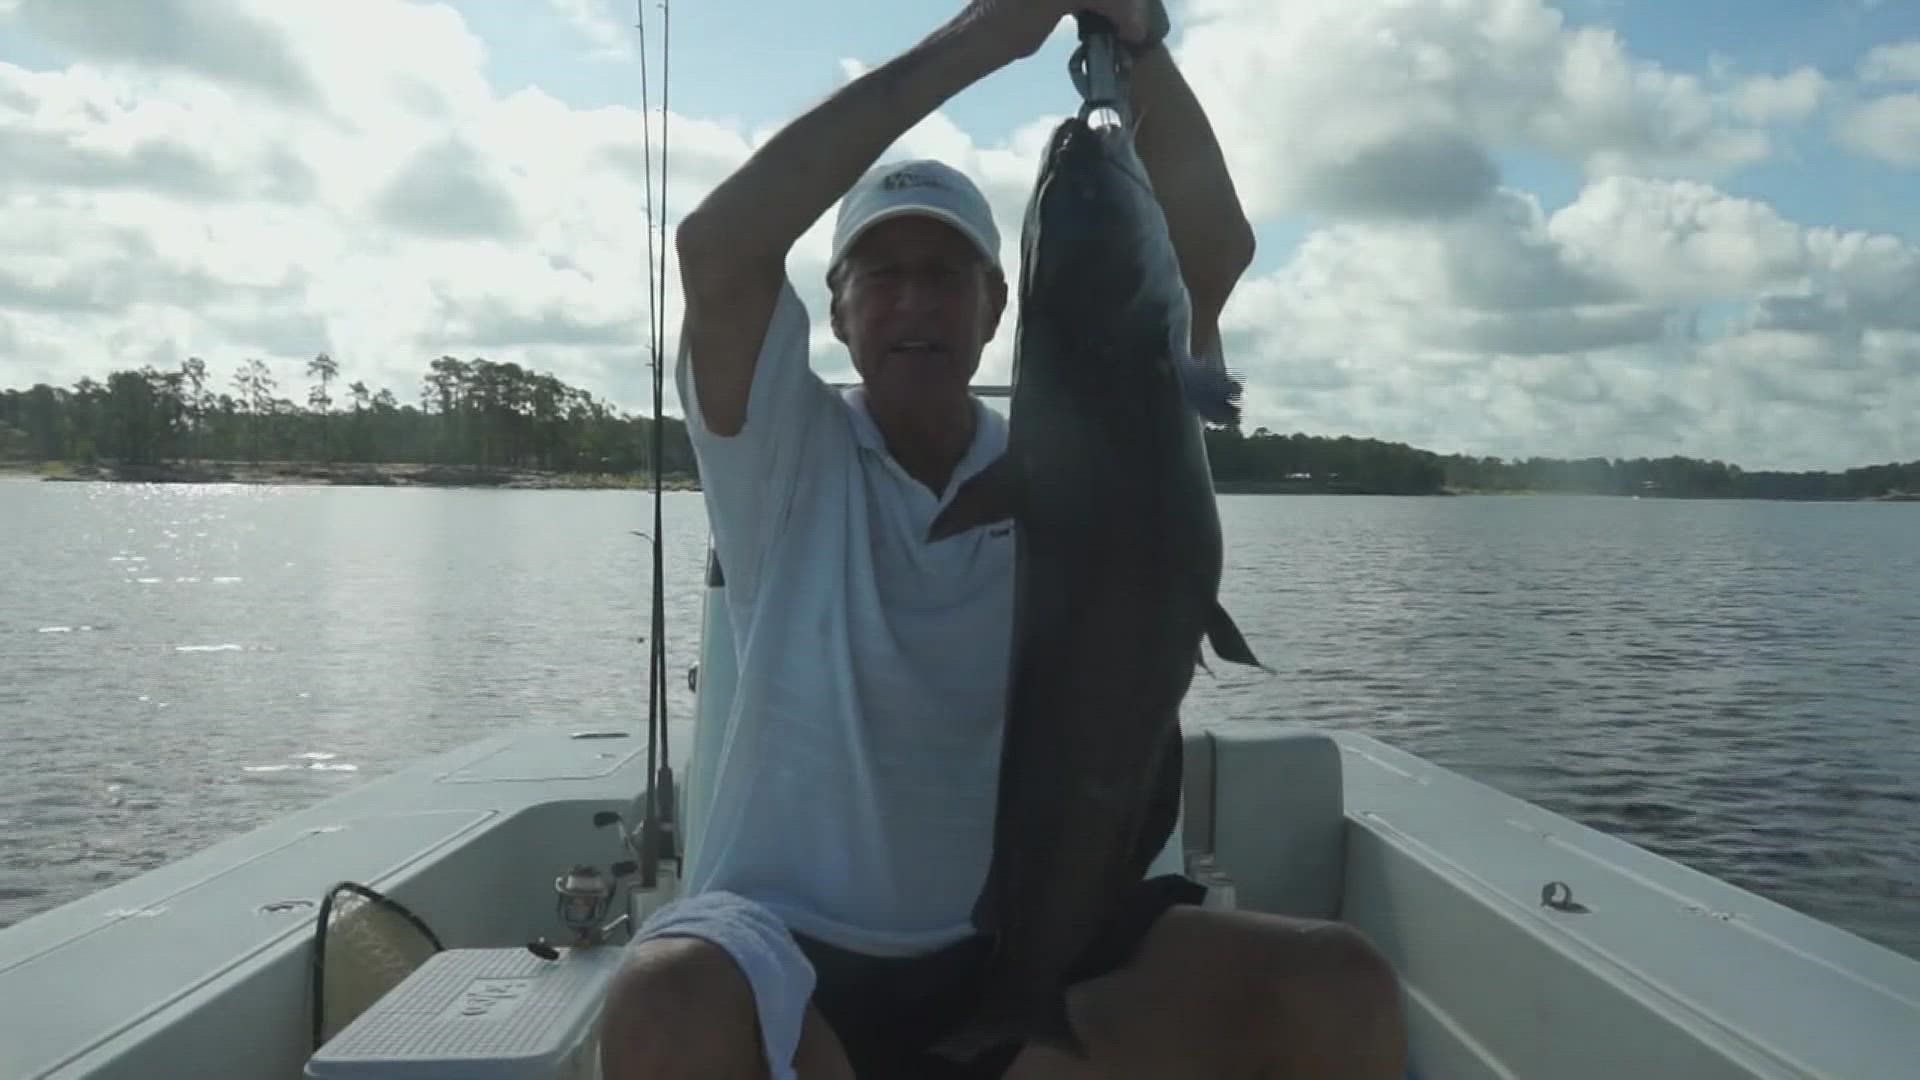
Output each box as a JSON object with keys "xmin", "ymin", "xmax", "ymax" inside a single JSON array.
[
  {"xmin": 1212, "ymin": 479, "xmax": 1455, "ymax": 496},
  {"xmin": 0, "ymin": 460, "xmax": 699, "ymax": 492},
  {"xmin": 1207, "ymin": 478, "xmax": 1916, "ymax": 501},
  {"xmin": 5, "ymin": 461, "xmax": 1915, "ymax": 501}
]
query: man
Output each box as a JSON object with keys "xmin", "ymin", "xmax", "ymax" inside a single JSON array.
[{"xmin": 599, "ymin": 1, "xmax": 1409, "ymax": 1077}]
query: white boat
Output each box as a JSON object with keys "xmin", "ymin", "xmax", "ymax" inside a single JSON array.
[
  {"xmin": 4, "ymin": 509, "xmax": 1919, "ymax": 1078},
  {"xmin": 6, "ymin": 7, "xmax": 1919, "ymax": 1065}
]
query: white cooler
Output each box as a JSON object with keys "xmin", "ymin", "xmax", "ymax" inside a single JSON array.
[{"xmin": 306, "ymin": 945, "xmax": 626, "ymax": 1080}]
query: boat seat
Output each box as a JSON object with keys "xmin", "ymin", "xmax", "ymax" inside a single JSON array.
[{"xmin": 1182, "ymin": 727, "xmax": 1346, "ymax": 921}]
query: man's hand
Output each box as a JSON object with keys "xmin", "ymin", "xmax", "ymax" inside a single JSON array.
[{"xmin": 968, "ymin": 0, "xmax": 1155, "ymax": 63}]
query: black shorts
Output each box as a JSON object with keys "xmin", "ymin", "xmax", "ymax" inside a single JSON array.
[{"xmin": 793, "ymin": 874, "xmax": 1208, "ymax": 1080}]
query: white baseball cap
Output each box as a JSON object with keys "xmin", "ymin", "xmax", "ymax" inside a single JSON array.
[{"xmin": 829, "ymin": 159, "xmax": 1002, "ymax": 275}]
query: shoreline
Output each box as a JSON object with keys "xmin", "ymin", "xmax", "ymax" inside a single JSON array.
[
  {"xmin": 1209, "ymin": 479, "xmax": 1918, "ymax": 501},
  {"xmin": 5, "ymin": 462, "xmax": 1915, "ymax": 501},
  {"xmin": 1211, "ymin": 479, "xmax": 1455, "ymax": 496},
  {"xmin": 0, "ymin": 460, "xmax": 700, "ymax": 492}
]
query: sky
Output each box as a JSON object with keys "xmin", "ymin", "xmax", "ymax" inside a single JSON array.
[{"xmin": 1, "ymin": 0, "xmax": 1917, "ymax": 472}]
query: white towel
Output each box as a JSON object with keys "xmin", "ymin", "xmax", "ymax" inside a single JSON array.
[{"xmin": 625, "ymin": 890, "xmax": 816, "ymax": 1080}]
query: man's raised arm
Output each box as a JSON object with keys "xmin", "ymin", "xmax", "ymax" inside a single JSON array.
[
  {"xmin": 672, "ymin": 1, "xmax": 1155, "ymax": 436},
  {"xmin": 1128, "ymin": 36, "xmax": 1257, "ymax": 364},
  {"xmin": 677, "ymin": 7, "xmax": 1001, "ymax": 436}
]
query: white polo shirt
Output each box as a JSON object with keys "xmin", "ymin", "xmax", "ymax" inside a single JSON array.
[{"xmin": 673, "ymin": 276, "xmax": 1015, "ymax": 957}]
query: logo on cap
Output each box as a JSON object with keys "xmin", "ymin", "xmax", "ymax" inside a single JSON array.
[{"xmin": 879, "ymin": 165, "xmax": 947, "ymax": 193}]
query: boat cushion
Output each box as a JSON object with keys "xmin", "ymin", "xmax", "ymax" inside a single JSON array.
[
  {"xmin": 1207, "ymin": 727, "xmax": 1345, "ymax": 920},
  {"xmin": 1178, "ymin": 728, "xmax": 1215, "ymax": 861}
]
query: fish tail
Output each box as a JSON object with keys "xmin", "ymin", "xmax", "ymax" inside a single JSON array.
[
  {"xmin": 926, "ymin": 1014, "xmax": 1025, "ymax": 1065},
  {"xmin": 928, "ymin": 995, "xmax": 1088, "ymax": 1065},
  {"xmin": 1179, "ymin": 357, "xmax": 1243, "ymax": 425}
]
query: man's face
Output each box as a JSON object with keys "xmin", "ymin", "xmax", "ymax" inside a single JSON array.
[{"xmin": 830, "ymin": 215, "xmax": 1007, "ymax": 409}]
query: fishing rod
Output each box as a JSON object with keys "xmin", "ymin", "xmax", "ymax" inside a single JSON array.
[
  {"xmin": 527, "ymin": 2, "xmax": 678, "ymax": 953},
  {"xmin": 633, "ymin": 0, "xmax": 675, "ymax": 893}
]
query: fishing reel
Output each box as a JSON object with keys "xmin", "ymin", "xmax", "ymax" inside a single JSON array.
[
  {"xmin": 524, "ymin": 781, "xmax": 680, "ymax": 960},
  {"xmin": 526, "ymin": 860, "xmax": 638, "ymax": 960},
  {"xmin": 591, "ymin": 768, "xmax": 680, "ymax": 889},
  {"xmin": 561, "ymin": 863, "xmax": 633, "ymax": 939}
]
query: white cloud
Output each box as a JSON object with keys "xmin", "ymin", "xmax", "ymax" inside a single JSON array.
[
  {"xmin": 547, "ymin": 0, "xmax": 635, "ymax": 60},
  {"xmin": 1212, "ymin": 174, "xmax": 1920, "ymax": 470},
  {"xmin": 0, "ymin": 0, "xmax": 1914, "ymax": 473},
  {"xmin": 1859, "ymin": 39, "xmax": 1920, "ymax": 83},
  {"xmin": 0, "ymin": 0, "xmax": 714, "ymax": 407},
  {"xmin": 1728, "ymin": 67, "xmax": 1828, "ymax": 125},
  {"xmin": 9, "ymin": 0, "xmax": 320, "ymax": 108},
  {"xmin": 1171, "ymin": 0, "xmax": 1780, "ymax": 222},
  {"xmin": 1835, "ymin": 92, "xmax": 1920, "ymax": 167},
  {"xmin": 1544, "ymin": 177, "xmax": 1810, "ymax": 300}
]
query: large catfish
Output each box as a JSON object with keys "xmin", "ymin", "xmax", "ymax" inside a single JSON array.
[{"xmin": 923, "ymin": 62, "xmax": 1264, "ymax": 1065}]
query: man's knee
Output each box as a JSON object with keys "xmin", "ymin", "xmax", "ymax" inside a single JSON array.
[
  {"xmin": 1286, "ymin": 921, "xmax": 1407, "ymax": 1073},
  {"xmin": 600, "ymin": 936, "xmax": 764, "ymax": 1080},
  {"xmin": 1306, "ymin": 921, "xmax": 1399, "ymax": 997},
  {"xmin": 1153, "ymin": 907, "xmax": 1401, "ymax": 1021}
]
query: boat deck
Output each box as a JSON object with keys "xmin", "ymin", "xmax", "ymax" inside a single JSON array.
[
  {"xmin": 1328, "ymin": 731, "xmax": 1920, "ymax": 1079},
  {"xmin": 4, "ymin": 723, "xmax": 1919, "ymax": 1078},
  {"xmin": 0, "ymin": 725, "xmax": 654, "ymax": 1080}
]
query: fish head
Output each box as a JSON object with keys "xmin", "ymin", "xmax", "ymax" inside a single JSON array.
[{"xmin": 1027, "ymin": 117, "xmax": 1162, "ymax": 305}]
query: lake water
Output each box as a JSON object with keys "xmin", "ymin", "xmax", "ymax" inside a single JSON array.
[{"xmin": 2, "ymin": 477, "xmax": 1916, "ymax": 962}]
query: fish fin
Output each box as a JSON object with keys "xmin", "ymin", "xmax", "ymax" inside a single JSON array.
[
  {"xmin": 1131, "ymin": 726, "xmax": 1186, "ymax": 876},
  {"xmin": 928, "ymin": 453, "xmax": 1020, "ymax": 542},
  {"xmin": 1206, "ymin": 600, "xmax": 1267, "ymax": 670},
  {"xmin": 1027, "ymin": 995, "xmax": 1090, "ymax": 1060},
  {"xmin": 969, "ymin": 861, "xmax": 1003, "ymax": 934},
  {"xmin": 1179, "ymin": 357, "xmax": 1243, "ymax": 426}
]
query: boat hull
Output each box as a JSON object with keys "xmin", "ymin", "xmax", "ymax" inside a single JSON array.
[
  {"xmin": 0, "ymin": 727, "xmax": 664, "ymax": 1079},
  {"xmin": 3, "ymin": 716, "xmax": 1917, "ymax": 1077}
]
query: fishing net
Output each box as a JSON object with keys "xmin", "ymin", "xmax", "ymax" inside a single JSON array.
[{"xmin": 309, "ymin": 881, "xmax": 444, "ymax": 1051}]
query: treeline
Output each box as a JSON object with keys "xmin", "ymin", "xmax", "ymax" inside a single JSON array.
[
  {"xmin": 0, "ymin": 355, "xmax": 693, "ymax": 476},
  {"xmin": 2, "ymin": 364, "xmax": 1914, "ymax": 500},
  {"xmin": 1205, "ymin": 426, "xmax": 1447, "ymax": 494},
  {"xmin": 1438, "ymin": 450, "xmax": 1920, "ymax": 500},
  {"xmin": 1201, "ymin": 425, "xmax": 1917, "ymax": 500}
]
